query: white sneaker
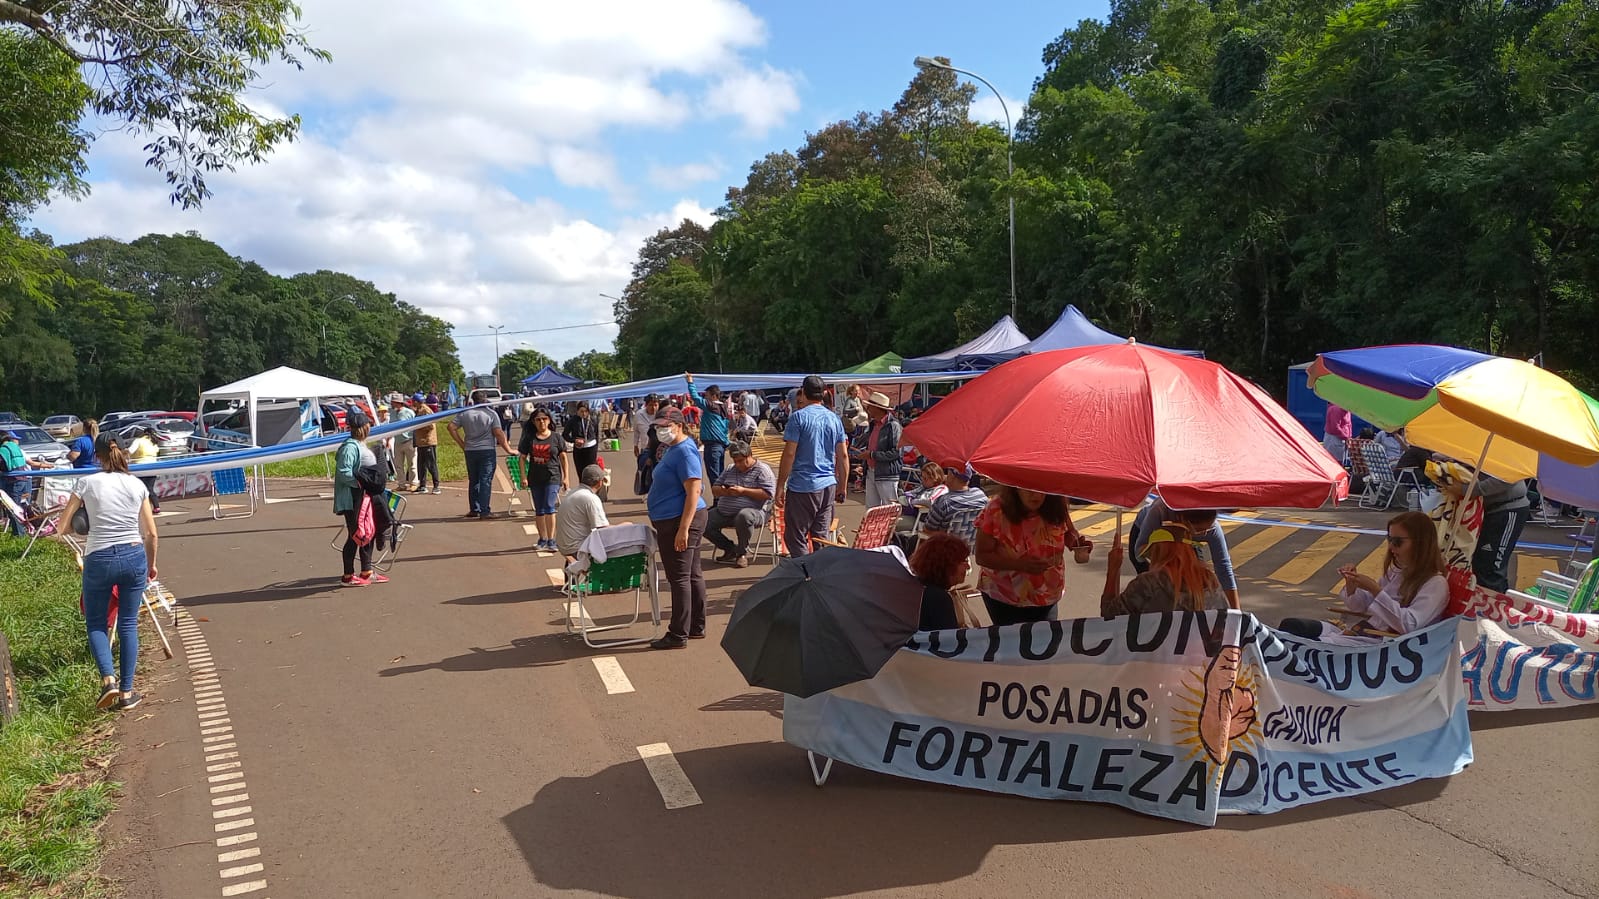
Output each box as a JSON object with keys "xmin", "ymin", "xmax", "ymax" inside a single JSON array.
[{"xmin": 431, "ymin": 487, "xmax": 442, "ymax": 495}]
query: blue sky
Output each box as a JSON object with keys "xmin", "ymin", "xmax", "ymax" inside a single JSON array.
[{"xmin": 32, "ymin": 0, "xmax": 1105, "ymax": 376}]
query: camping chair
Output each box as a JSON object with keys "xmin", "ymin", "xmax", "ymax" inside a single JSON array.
[
  {"xmin": 210, "ymin": 467, "xmax": 257, "ymax": 519},
  {"xmin": 1352, "ymin": 440, "xmax": 1421, "ymax": 510},
  {"xmin": 754, "ymin": 501, "xmax": 840, "ymax": 562},
  {"xmin": 0, "ymin": 490, "xmax": 66, "ymax": 560},
  {"xmin": 1566, "ymin": 515, "xmax": 1596, "ymax": 578},
  {"xmin": 373, "ymin": 490, "xmax": 413, "ymax": 573},
  {"xmin": 506, "ymin": 456, "xmax": 527, "ymax": 490},
  {"xmin": 564, "ymin": 523, "xmax": 660, "ymax": 648},
  {"xmin": 1514, "ymin": 558, "xmax": 1599, "ymax": 614},
  {"xmin": 814, "ymin": 503, "xmax": 901, "ymax": 550}
]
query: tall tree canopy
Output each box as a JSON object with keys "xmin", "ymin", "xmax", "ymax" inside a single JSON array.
[
  {"xmin": 616, "ymin": 0, "xmax": 1599, "ymax": 394},
  {"xmin": 0, "ymin": 230, "xmax": 461, "ymax": 418}
]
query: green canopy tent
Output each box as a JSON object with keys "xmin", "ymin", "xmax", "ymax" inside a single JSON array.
[
  {"xmin": 835, "ymin": 352, "xmax": 903, "ymax": 375},
  {"xmin": 835, "ymin": 352, "xmax": 909, "ymax": 407}
]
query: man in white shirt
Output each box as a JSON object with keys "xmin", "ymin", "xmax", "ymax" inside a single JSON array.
[
  {"xmin": 631, "ymin": 394, "xmax": 661, "ymax": 495},
  {"xmin": 557, "ymin": 464, "xmax": 610, "ymax": 560},
  {"xmin": 392, "ymin": 394, "xmax": 418, "ymax": 490},
  {"xmin": 742, "ymin": 391, "xmax": 762, "ymax": 422}
]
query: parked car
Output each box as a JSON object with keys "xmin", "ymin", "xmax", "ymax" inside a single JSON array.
[
  {"xmin": 192, "ymin": 408, "xmax": 252, "ymax": 452},
  {"xmin": 41, "ymin": 414, "xmax": 83, "ymax": 440},
  {"xmin": 111, "ymin": 419, "xmax": 195, "ymax": 456},
  {"xmin": 100, "ymin": 411, "xmax": 135, "ymax": 427},
  {"xmin": 7, "ymin": 426, "xmax": 71, "ymax": 465},
  {"xmin": 0, "ymin": 412, "xmax": 20, "ymax": 426}
]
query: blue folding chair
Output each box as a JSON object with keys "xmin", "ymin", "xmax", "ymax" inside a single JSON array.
[{"xmin": 210, "ymin": 467, "xmax": 257, "ymax": 520}]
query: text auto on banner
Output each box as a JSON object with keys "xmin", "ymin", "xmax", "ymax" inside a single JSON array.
[
  {"xmin": 1459, "ymin": 589, "xmax": 1599, "ymax": 711},
  {"xmin": 782, "ymin": 611, "xmax": 1472, "ymax": 826}
]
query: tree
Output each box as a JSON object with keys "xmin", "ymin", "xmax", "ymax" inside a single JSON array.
[
  {"xmin": 0, "ymin": 30, "xmax": 90, "ymax": 224},
  {"xmin": 562, "ymin": 351, "xmax": 628, "ymax": 385},
  {"xmin": 1, "ymin": 0, "xmax": 329, "ymax": 208},
  {"xmin": 496, "ymin": 348, "xmax": 559, "ymax": 391}
]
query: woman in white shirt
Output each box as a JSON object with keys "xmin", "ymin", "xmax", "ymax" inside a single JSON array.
[
  {"xmin": 60, "ymin": 433, "xmax": 160, "ymax": 711},
  {"xmin": 1279, "ymin": 511, "xmax": 1449, "ymax": 642}
]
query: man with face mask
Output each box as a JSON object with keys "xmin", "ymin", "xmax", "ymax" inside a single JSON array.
[
  {"xmin": 646, "ymin": 408, "xmax": 708, "ymax": 649},
  {"xmin": 705, "ymin": 440, "xmax": 775, "ymax": 567}
]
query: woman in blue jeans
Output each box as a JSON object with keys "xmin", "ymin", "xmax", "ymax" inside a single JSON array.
[
  {"xmin": 519, "ymin": 408, "xmax": 569, "ymax": 552},
  {"xmin": 59, "ymin": 433, "xmax": 160, "ymax": 711}
]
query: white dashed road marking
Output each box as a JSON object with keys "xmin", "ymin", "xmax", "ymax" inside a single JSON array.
[
  {"xmin": 591, "ymin": 657, "xmax": 635, "ymax": 695},
  {"xmin": 636, "ymin": 743, "xmax": 703, "ymax": 810},
  {"xmin": 171, "ymin": 599, "xmax": 276, "ymax": 899}
]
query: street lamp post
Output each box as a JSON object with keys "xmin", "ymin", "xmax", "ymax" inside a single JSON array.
[
  {"xmin": 490, "ymin": 325, "xmax": 507, "ymax": 389},
  {"xmin": 914, "ymin": 56, "xmax": 1016, "ymax": 321}
]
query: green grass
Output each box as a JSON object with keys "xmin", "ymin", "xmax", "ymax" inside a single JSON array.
[
  {"xmin": 0, "ymin": 538, "xmax": 116, "ymax": 898},
  {"xmin": 262, "ymin": 440, "xmax": 468, "ymax": 482}
]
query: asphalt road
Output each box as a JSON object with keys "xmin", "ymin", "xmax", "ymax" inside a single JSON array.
[{"xmin": 97, "ymin": 456, "xmax": 1599, "ymax": 898}]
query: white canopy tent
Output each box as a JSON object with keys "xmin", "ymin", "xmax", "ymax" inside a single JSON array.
[{"xmin": 197, "ymin": 366, "xmax": 373, "ymax": 447}]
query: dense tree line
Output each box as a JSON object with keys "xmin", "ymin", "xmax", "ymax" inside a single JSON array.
[
  {"xmin": 615, "ymin": 0, "xmax": 1598, "ymax": 393},
  {"xmin": 0, "ymin": 231, "xmax": 461, "ymax": 418}
]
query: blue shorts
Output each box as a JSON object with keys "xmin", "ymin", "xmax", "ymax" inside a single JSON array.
[{"xmin": 531, "ymin": 481, "xmax": 560, "ymax": 515}]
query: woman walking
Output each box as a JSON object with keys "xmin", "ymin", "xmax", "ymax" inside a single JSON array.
[
  {"xmin": 334, "ymin": 412, "xmax": 388, "ymax": 587},
  {"xmin": 973, "ymin": 485, "xmax": 1086, "ymax": 626},
  {"xmin": 519, "ymin": 408, "xmax": 569, "ymax": 552},
  {"xmin": 412, "ymin": 409, "xmax": 441, "ymax": 494},
  {"xmin": 59, "ymin": 433, "xmax": 159, "ymax": 711}
]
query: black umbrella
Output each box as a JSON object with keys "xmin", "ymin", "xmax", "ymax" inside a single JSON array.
[{"xmin": 720, "ymin": 546, "xmax": 925, "ymax": 698}]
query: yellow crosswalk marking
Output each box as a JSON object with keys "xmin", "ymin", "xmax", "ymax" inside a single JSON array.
[
  {"xmin": 1077, "ymin": 514, "xmax": 1125, "ymax": 538},
  {"xmin": 1226, "ymin": 525, "xmax": 1298, "ymax": 569},
  {"xmin": 1267, "ymin": 530, "xmax": 1358, "ymax": 585}
]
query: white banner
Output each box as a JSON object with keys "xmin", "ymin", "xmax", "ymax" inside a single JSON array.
[
  {"xmin": 1459, "ymin": 590, "xmax": 1599, "ymax": 711},
  {"xmin": 784, "ymin": 612, "xmax": 1471, "ymax": 825}
]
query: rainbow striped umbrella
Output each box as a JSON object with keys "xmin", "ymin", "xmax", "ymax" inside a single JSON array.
[{"xmin": 1308, "ymin": 345, "xmax": 1599, "ymax": 505}]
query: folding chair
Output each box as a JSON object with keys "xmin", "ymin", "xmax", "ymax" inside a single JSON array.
[
  {"xmin": 210, "ymin": 467, "xmax": 257, "ymax": 519},
  {"xmin": 373, "ymin": 490, "xmax": 413, "ymax": 573},
  {"xmin": 1566, "ymin": 515, "xmax": 1596, "ymax": 578},
  {"xmin": 1353, "ymin": 440, "xmax": 1422, "ymax": 510},
  {"xmin": 564, "ymin": 525, "xmax": 661, "ymax": 648},
  {"xmin": 506, "ymin": 456, "xmax": 527, "ymax": 490},
  {"xmin": 1515, "ymin": 558, "xmax": 1599, "ymax": 614},
  {"xmin": 814, "ymin": 503, "xmax": 902, "ymax": 550},
  {"xmin": 755, "ymin": 500, "xmax": 785, "ymax": 564},
  {"xmin": 0, "ymin": 490, "xmax": 65, "ymax": 560}
]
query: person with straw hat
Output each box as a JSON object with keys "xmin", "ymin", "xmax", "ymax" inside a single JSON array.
[{"xmin": 861, "ymin": 390, "xmax": 902, "ymax": 510}]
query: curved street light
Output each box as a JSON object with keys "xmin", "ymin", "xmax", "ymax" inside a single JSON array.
[
  {"xmin": 915, "ymin": 55, "xmax": 1016, "ymax": 321},
  {"xmin": 319, "ymin": 293, "xmax": 358, "ymax": 369}
]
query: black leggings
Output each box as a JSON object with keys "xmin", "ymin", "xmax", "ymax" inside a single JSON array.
[
  {"xmin": 341, "ymin": 510, "xmax": 374, "ymax": 577},
  {"xmin": 139, "ymin": 476, "xmax": 159, "ymax": 509},
  {"xmin": 982, "ymin": 593, "xmax": 1057, "ymax": 626},
  {"xmin": 416, "ymin": 445, "xmax": 440, "ymax": 489}
]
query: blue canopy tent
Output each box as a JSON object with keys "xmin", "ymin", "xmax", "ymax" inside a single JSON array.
[
  {"xmin": 901, "ymin": 315, "xmax": 1032, "ymax": 372},
  {"xmin": 520, "ymin": 365, "xmax": 583, "ymax": 392},
  {"xmin": 988, "ymin": 305, "xmax": 1202, "ymax": 362}
]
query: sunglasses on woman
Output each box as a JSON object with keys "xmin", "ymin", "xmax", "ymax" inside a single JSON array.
[{"xmin": 1386, "ymin": 535, "xmax": 1410, "ymax": 547}]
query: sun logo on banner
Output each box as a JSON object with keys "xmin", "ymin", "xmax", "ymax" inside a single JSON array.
[{"xmin": 1173, "ymin": 645, "xmax": 1261, "ymax": 776}]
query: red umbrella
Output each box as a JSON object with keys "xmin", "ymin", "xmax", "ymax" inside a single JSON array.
[{"xmin": 903, "ymin": 343, "xmax": 1348, "ymax": 509}]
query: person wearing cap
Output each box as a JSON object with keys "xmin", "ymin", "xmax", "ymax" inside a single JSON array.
[
  {"xmin": 685, "ymin": 373, "xmax": 730, "ymax": 482},
  {"xmin": 645, "ymin": 407, "xmax": 708, "ymax": 648},
  {"xmin": 60, "ymin": 432, "xmax": 160, "ymax": 711},
  {"xmin": 1102, "ymin": 523, "xmax": 1230, "ymax": 617},
  {"xmin": 391, "ymin": 393, "xmax": 418, "ymax": 491},
  {"xmin": 0, "ymin": 430, "xmax": 29, "ymax": 533},
  {"xmin": 705, "ymin": 440, "xmax": 775, "ymax": 567},
  {"xmin": 556, "ymin": 464, "xmax": 610, "ymax": 560},
  {"xmin": 921, "ymin": 464, "xmax": 989, "ymax": 540},
  {"xmin": 861, "ymin": 391, "xmax": 903, "ymax": 510},
  {"xmin": 446, "ymin": 390, "xmax": 512, "ymax": 519},
  {"xmin": 776, "ymin": 375, "xmax": 849, "ymax": 556}
]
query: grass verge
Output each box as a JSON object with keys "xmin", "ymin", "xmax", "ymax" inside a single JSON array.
[
  {"xmin": 262, "ymin": 439, "xmax": 469, "ymax": 482},
  {"xmin": 0, "ymin": 538, "xmax": 115, "ymax": 898}
]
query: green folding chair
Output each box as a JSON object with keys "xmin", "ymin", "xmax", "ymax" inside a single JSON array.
[{"xmin": 564, "ymin": 550, "xmax": 660, "ymax": 648}]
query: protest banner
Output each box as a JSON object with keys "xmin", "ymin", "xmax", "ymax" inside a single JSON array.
[
  {"xmin": 1458, "ymin": 589, "xmax": 1599, "ymax": 711},
  {"xmin": 783, "ymin": 612, "xmax": 1471, "ymax": 826}
]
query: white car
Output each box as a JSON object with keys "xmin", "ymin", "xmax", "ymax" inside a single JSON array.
[{"xmin": 7, "ymin": 426, "xmax": 71, "ymax": 465}]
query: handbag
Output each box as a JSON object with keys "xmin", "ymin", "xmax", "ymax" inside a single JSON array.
[
  {"xmin": 71, "ymin": 506, "xmax": 90, "ymax": 535},
  {"xmin": 353, "ymin": 493, "xmax": 376, "ymax": 546}
]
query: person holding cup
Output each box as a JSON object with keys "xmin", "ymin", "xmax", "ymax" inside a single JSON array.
[{"xmin": 973, "ymin": 485, "xmax": 1087, "ymax": 626}]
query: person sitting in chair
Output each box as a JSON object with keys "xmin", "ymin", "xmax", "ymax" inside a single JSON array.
[
  {"xmin": 556, "ymin": 465, "xmax": 610, "ymax": 562},
  {"xmin": 705, "ymin": 440, "xmax": 775, "ymax": 568}
]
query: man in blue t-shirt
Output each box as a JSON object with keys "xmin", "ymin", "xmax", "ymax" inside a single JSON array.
[
  {"xmin": 645, "ymin": 408, "xmax": 708, "ymax": 649},
  {"xmin": 776, "ymin": 374, "xmax": 849, "ymax": 556}
]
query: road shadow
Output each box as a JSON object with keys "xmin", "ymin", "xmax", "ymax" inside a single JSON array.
[
  {"xmin": 1467, "ymin": 705, "xmax": 1599, "ymax": 731},
  {"xmin": 699, "ymin": 691, "xmax": 783, "ymax": 719},
  {"xmin": 505, "ymin": 740, "xmax": 1187, "ymax": 899},
  {"xmin": 178, "ymin": 577, "xmax": 341, "ymax": 606},
  {"xmin": 378, "ymin": 631, "xmax": 602, "ymax": 676},
  {"xmin": 443, "ymin": 587, "xmax": 550, "ymax": 606}
]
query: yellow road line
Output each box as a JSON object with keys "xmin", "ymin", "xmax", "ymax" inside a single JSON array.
[
  {"xmin": 1267, "ymin": 530, "xmax": 1359, "ymax": 585},
  {"xmin": 1076, "ymin": 514, "xmax": 1123, "ymax": 538},
  {"xmin": 1226, "ymin": 525, "xmax": 1299, "ymax": 570},
  {"xmin": 1516, "ymin": 556, "xmax": 1558, "ymax": 591}
]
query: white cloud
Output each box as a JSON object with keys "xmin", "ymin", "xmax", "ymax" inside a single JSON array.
[
  {"xmin": 704, "ymin": 64, "xmax": 802, "ymax": 136},
  {"xmin": 969, "ymin": 91, "xmax": 1027, "ymax": 131},
  {"xmin": 28, "ymin": 0, "xmax": 798, "ymax": 374},
  {"xmin": 646, "ymin": 160, "xmax": 723, "ymax": 190}
]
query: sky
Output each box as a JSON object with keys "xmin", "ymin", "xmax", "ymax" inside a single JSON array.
[{"xmin": 28, "ymin": 0, "xmax": 1106, "ymax": 377}]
